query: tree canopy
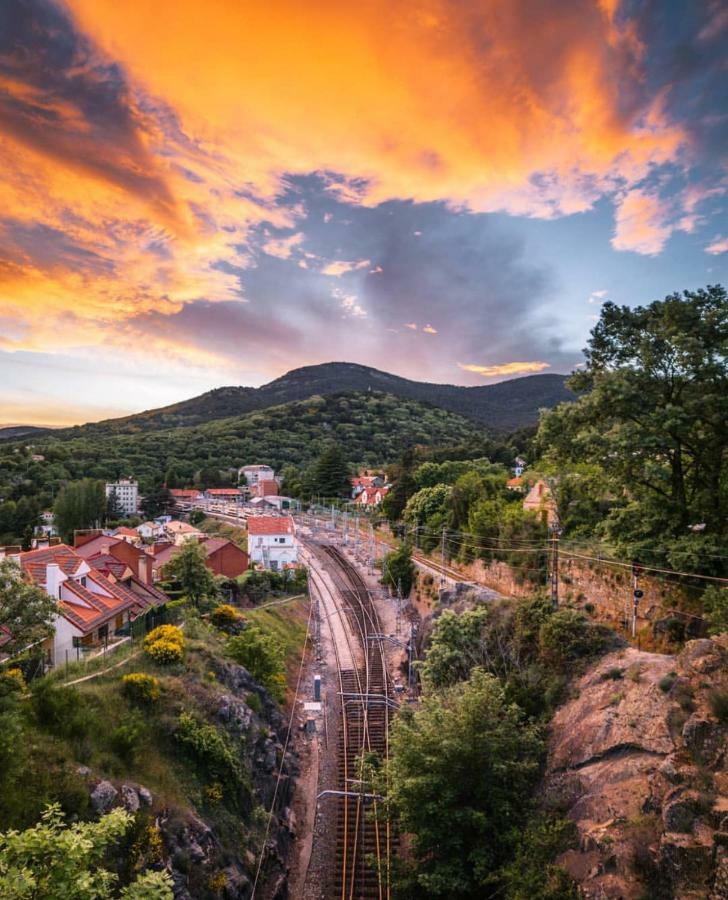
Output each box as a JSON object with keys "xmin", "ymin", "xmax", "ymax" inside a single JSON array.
[
  {"xmin": 0, "ymin": 559, "xmax": 57, "ymax": 660},
  {"xmin": 53, "ymin": 479, "xmax": 106, "ymax": 543},
  {"xmin": 0, "ymin": 804, "xmax": 172, "ymax": 899},
  {"xmin": 538, "ymin": 285, "xmax": 728, "ymax": 574},
  {"xmin": 388, "ymin": 669, "xmax": 543, "ymax": 897},
  {"xmin": 162, "ymin": 540, "xmax": 218, "ymax": 607}
]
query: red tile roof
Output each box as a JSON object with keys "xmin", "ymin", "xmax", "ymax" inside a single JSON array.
[
  {"xmin": 19, "ymin": 543, "xmax": 148, "ymax": 634},
  {"xmin": 259, "ymin": 480, "xmax": 278, "ymax": 496},
  {"xmin": 114, "ymin": 526, "xmax": 138, "ymax": 537},
  {"xmin": 170, "ymin": 489, "xmax": 201, "ymax": 498},
  {"xmin": 205, "ymin": 488, "xmax": 242, "ymax": 496},
  {"xmin": 246, "ymin": 516, "xmax": 295, "ymax": 535},
  {"xmin": 19, "ymin": 545, "xmax": 85, "ymax": 582}
]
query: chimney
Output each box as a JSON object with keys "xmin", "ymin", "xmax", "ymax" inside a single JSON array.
[
  {"xmin": 46, "ymin": 563, "xmax": 63, "ymax": 599},
  {"xmin": 138, "ymin": 554, "xmax": 150, "ymax": 584}
]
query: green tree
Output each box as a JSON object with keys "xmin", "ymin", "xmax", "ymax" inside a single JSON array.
[
  {"xmin": 310, "ymin": 444, "xmax": 350, "ymax": 499},
  {"xmin": 53, "ymin": 479, "xmax": 106, "ymax": 543},
  {"xmin": 227, "ymin": 625, "xmax": 285, "ymax": 701},
  {"xmin": 140, "ymin": 484, "xmax": 173, "ymax": 520},
  {"xmin": 0, "ymin": 558, "xmax": 57, "ymax": 659},
  {"xmin": 382, "ymin": 449, "xmax": 418, "ymax": 523},
  {"xmin": 388, "ymin": 669, "xmax": 543, "ymax": 897},
  {"xmin": 162, "ymin": 540, "xmax": 218, "ymax": 607},
  {"xmin": 538, "ymin": 285, "xmax": 728, "ymax": 574},
  {"xmin": 381, "ymin": 543, "xmax": 416, "ymax": 598},
  {"xmin": 106, "ymin": 487, "xmax": 123, "ymax": 522},
  {"xmin": 0, "ymin": 803, "xmax": 173, "ymax": 899},
  {"xmin": 403, "ymin": 484, "xmax": 452, "ymax": 526}
]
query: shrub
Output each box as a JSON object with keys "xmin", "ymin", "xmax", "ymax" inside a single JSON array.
[
  {"xmin": 701, "ymin": 586, "xmax": 728, "ymax": 635},
  {"xmin": 175, "ymin": 712, "xmax": 243, "ymax": 789},
  {"xmin": 110, "ymin": 714, "xmax": 145, "ymax": 764},
  {"xmin": 210, "ymin": 604, "xmax": 243, "ymax": 630},
  {"xmin": 583, "ymin": 602, "xmax": 595, "ymax": 615},
  {"xmin": 602, "ymin": 667, "xmax": 624, "ymax": 681},
  {"xmin": 122, "ymin": 673, "xmax": 161, "ymax": 705},
  {"xmin": 0, "ymin": 668, "xmax": 26, "ymax": 695},
  {"xmin": 144, "ymin": 625, "xmax": 184, "ymax": 649},
  {"xmin": 227, "ymin": 625, "xmax": 285, "ymax": 702},
  {"xmin": 708, "ymin": 689, "xmax": 728, "ymax": 722},
  {"xmin": 538, "ymin": 609, "xmax": 606, "ymax": 670},
  {"xmin": 144, "ymin": 624, "xmax": 185, "ymax": 665},
  {"xmin": 31, "ymin": 681, "xmax": 89, "ymax": 741},
  {"xmin": 145, "ymin": 638, "xmax": 184, "ymax": 665},
  {"xmin": 658, "ymin": 672, "xmax": 677, "ymax": 693}
]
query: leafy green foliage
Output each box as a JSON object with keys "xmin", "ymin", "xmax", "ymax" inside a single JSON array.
[
  {"xmin": 701, "ymin": 586, "xmax": 728, "ymax": 635},
  {"xmin": 0, "ymin": 803, "xmax": 173, "ymax": 899},
  {"xmin": 0, "ymin": 393, "xmax": 486, "ymax": 526},
  {"xmin": 174, "ymin": 712, "xmax": 244, "ymax": 790},
  {"xmin": 53, "ymin": 478, "xmax": 106, "ymax": 542},
  {"xmin": 309, "ymin": 443, "xmax": 350, "ymax": 499},
  {"xmin": 537, "ymin": 285, "xmax": 728, "ymax": 575},
  {"xmin": 538, "ymin": 609, "xmax": 608, "ymax": 671},
  {"xmin": 227, "ymin": 625, "xmax": 286, "ymax": 702},
  {"xmin": 381, "ymin": 544, "xmax": 416, "ymax": 598},
  {"xmin": 388, "ymin": 669, "xmax": 543, "ymax": 897},
  {"xmin": 499, "ymin": 816, "xmax": 580, "ymax": 900},
  {"xmin": 237, "ymin": 567, "xmax": 307, "ymax": 604},
  {"xmin": 0, "ymin": 558, "xmax": 57, "ymax": 659},
  {"xmin": 162, "ymin": 541, "xmax": 219, "ymax": 607}
]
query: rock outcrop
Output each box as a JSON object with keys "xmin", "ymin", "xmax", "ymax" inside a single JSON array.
[{"xmin": 544, "ymin": 639, "xmax": 728, "ymax": 899}]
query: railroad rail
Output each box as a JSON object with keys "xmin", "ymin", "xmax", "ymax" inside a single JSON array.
[{"xmin": 308, "ymin": 542, "xmax": 394, "ymax": 900}]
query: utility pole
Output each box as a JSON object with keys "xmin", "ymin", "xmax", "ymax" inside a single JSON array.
[
  {"xmin": 396, "ymin": 578, "xmax": 402, "ymax": 635},
  {"xmin": 439, "ymin": 526, "xmax": 446, "ymax": 596},
  {"xmin": 631, "ymin": 561, "xmax": 643, "ymax": 638},
  {"xmin": 549, "ymin": 524, "xmax": 560, "ymax": 607},
  {"xmin": 354, "ymin": 514, "xmax": 360, "ymax": 556}
]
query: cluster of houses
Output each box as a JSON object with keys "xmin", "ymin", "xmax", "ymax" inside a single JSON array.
[
  {"xmin": 1, "ymin": 502, "xmax": 301, "ymax": 669},
  {"xmin": 351, "ymin": 472, "xmax": 390, "ymax": 507}
]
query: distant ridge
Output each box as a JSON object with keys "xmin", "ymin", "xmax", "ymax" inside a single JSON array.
[
  {"xmin": 0, "ymin": 424, "xmax": 53, "ymax": 441},
  {"xmin": 73, "ymin": 362, "xmax": 574, "ymax": 435}
]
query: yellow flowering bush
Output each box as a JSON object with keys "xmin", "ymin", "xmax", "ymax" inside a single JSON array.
[
  {"xmin": 143, "ymin": 625, "xmax": 184, "ymax": 649},
  {"xmin": 145, "ymin": 637, "xmax": 184, "ymax": 665},
  {"xmin": 122, "ymin": 672, "xmax": 161, "ymax": 704},
  {"xmin": 144, "ymin": 624, "xmax": 185, "ymax": 665}
]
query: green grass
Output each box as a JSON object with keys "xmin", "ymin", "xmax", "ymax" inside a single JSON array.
[{"xmin": 245, "ymin": 595, "xmax": 310, "ymax": 693}]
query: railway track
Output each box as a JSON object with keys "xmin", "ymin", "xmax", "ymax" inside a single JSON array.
[{"xmin": 308, "ymin": 543, "xmax": 395, "ymax": 900}]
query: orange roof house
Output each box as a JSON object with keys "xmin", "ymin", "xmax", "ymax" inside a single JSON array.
[{"xmin": 16, "ymin": 544, "xmax": 165, "ymax": 666}]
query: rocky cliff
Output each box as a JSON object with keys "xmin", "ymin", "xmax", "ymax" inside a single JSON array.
[{"xmin": 544, "ymin": 639, "xmax": 728, "ymax": 899}]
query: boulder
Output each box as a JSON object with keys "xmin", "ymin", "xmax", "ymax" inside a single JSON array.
[
  {"xmin": 90, "ymin": 780, "xmax": 118, "ymax": 815},
  {"xmin": 662, "ymin": 790, "xmax": 703, "ymax": 833},
  {"xmin": 138, "ymin": 785, "xmax": 153, "ymax": 807},
  {"xmin": 659, "ymin": 832, "xmax": 713, "ymax": 889},
  {"xmin": 120, "ymin": 784, "xmax": 140, "ymax": 813},
  {"xmin": 683, "ymin": 715, "xmax": 725, "ymax": 766}
]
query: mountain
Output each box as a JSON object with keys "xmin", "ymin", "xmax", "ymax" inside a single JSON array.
[
  {"xmin": 0, "ymin": 424, "xmax": 53, "ymax": 441},
  {"xmin": 75, "ymin": 362, "xmax": 574, "ymax": 436}
]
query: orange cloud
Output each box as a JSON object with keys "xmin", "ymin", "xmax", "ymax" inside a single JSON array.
[
  {"xmin": 0, "ymin": 0, "xmax": 695, "ymax": 367},
  {"xmin": 458, "ymin": 361, "xmax": 551, "ymax": 377},
  {"xmin": 66, "ymin": 0, "xmax": 683, "ymax": 216}
]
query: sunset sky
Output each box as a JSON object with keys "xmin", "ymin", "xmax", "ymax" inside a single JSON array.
[{"xmin": 1, "ymin": 0, "xmax": 726, "ymax": 426}]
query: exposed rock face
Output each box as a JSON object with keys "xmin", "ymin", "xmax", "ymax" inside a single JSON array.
[
  {"xmin": 544, "ymin": 639, "xmax": 728, "ymax": 899},
  {"xmin": 90, "ymin": 780, "xmax": 118, "ymax": 815}
]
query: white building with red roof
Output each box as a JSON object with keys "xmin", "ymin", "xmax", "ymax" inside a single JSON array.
[
  {"xmin": 247, "ymin": 516, "xmax": 297, "ymax": 570},
  {"xmin": 16, "ymin": 544, "xmax": 163, "ymax": 666},
  {"xmin": 354, "ymin": 485, "xmax": 390, "ymax": 507}
]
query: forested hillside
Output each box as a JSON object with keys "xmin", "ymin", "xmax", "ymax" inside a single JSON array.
[
  {"xmin": 0, "ymin": 392, "xmax": 488, "ymax": 513},
  {"xmin": 61, "ymin": 363, "xmax": 573, "ymax": 436}
]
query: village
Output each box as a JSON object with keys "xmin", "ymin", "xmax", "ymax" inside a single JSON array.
[{"xmin": 0, "ymin": 455, "xmax": 558, "ymax": 678}]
